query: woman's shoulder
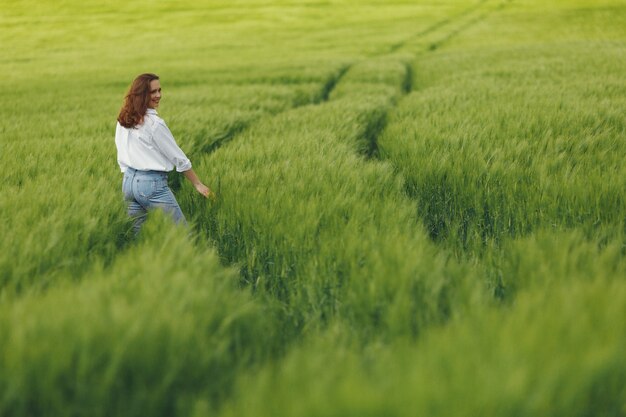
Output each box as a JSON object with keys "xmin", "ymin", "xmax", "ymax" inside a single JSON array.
[
  {"xmin": 143, "ymin": 112, "xmax": 166, "ymax": 129},
  {"xmin": 116, "ymin": 120, "xmax": 134, "ymax": 133}
]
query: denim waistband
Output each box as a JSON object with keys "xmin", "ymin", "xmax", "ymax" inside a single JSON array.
[{"xmin": 124, "ymin": 167, "xmax": 168, "ymax": 179}]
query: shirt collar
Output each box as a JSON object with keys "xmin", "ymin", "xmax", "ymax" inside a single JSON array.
[{"xmin": 146, "ymin": 108, "xmax": 158, "ymax": 115}]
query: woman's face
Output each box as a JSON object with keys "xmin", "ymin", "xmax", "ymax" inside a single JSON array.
[{"xmin": 148, "ymin": 79, "xmax": 162, "ymax": 109}]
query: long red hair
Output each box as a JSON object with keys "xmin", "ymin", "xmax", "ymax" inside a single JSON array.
[{"xmin": 117, "ymin": 73, "xmax": 159, "ymax": 128}]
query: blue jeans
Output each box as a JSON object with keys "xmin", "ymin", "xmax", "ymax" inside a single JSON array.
[{"xmin": 122, "ymin": 167, "xmax": 187, "ymax": 234}]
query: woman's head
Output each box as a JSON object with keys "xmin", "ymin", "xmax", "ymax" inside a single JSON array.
[{"xmin": 117, "ymin": 73, "xmax": 161, "ymax": 128}]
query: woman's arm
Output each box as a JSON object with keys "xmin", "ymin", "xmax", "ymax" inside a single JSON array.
[{"xmin": 184, "ymin": 168, "xmax": 215, "ymax": 199}]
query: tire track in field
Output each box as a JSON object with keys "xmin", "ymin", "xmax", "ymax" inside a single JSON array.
[
  {"xmin": 351, "ymin": 0, "xmax": 513, "ymax": 161},
  {"xmin": 388, "ymin": 0, "xmax": 490, "ymax": 53},
  {"xmin": 199, "ymin": 0, "xmax": 496, "ymax": 161},
  {"xmin": 167, "ymin": 65, "xmax": 352, "ymax": 193},
  {"xmin": 193, "ymin": 0, "xmax": 510, "ymax": 331},
  {"xmin": 202, "ymin": 0, "xmax": 510, "ymax": 408},
  {"xmin": 200, "ymin": 64, "xmax": 352, "ymax": 157},
  {"xmin": 192, "ymin": 0, "xmax": 511, "ymax": 260},
  {"xmin": 344, "ymin": 0, "xmax": 514, "ymax": 257},
  {"xmin": 426, "ymin": 0, "xmax": 514, "ymax": 52},
  {"xmin": 184, "ymin": 1, "xmax": 512, "ymax": 271},
  {"xmin": 318, "ymin": 1, "xmax": 492, "ymax": 104},
  {"xmin": 170, "ymin": 2, "xmax": 511, "ymax": 409},
  {"xmin": 191, "ymin": 1, "xmax": 511, "ymax": 287},
  {"xmin": 319, "ymin": 1, "xmax": 500, "ymax": 157},
  {"xmin": 195, "ymin": 0, "xmax": 499, "ymax": 168}
]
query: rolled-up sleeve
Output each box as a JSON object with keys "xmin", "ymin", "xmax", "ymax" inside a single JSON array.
[{"xmin": 152, "ymin": 120, "xmax": 192, "ymax": 172}]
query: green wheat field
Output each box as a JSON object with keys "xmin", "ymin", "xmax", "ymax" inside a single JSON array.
[{"xmin": 1, "ymin": 0, "xmax": 625, "ymax": 415}]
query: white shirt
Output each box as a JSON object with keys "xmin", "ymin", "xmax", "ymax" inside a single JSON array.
[{"xmin": 115, "ymin": 108, "xmax": 192, "ymax": 173}]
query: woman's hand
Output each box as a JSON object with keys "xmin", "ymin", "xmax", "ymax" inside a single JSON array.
[
  {"xmin": 184, "ymin": 168, "xmax": 216, "ymax": 200},
  {"xmin": 195, "ymin": 183, "xmax": 215, "ymax": 200}
]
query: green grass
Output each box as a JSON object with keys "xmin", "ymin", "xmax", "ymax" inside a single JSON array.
[
  {"xmin": 0, "ymin": 0, "xmax": 624, "ymax": 415},
  {"xmin": 221, "ymin": 263, "xmax": 626, "ymax": 417},
  {"xmin": 0, "ymin": 216, "xmax": 284, "ymax": 416}
]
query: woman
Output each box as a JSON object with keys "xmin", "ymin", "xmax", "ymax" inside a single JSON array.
[{"xmin": 115, "ymin": 73, "xmax": 213, "ymax": 234}]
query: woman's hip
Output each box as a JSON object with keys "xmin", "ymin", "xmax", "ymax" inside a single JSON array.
[{"xmin": 122, "ymin": 168, "xmax": 169, "ymax": 202}]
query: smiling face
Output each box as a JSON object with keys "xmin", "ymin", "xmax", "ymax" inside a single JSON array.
[{"xmin": 148, "ymin": 79, "xmax": 162, "ymax": 109}]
